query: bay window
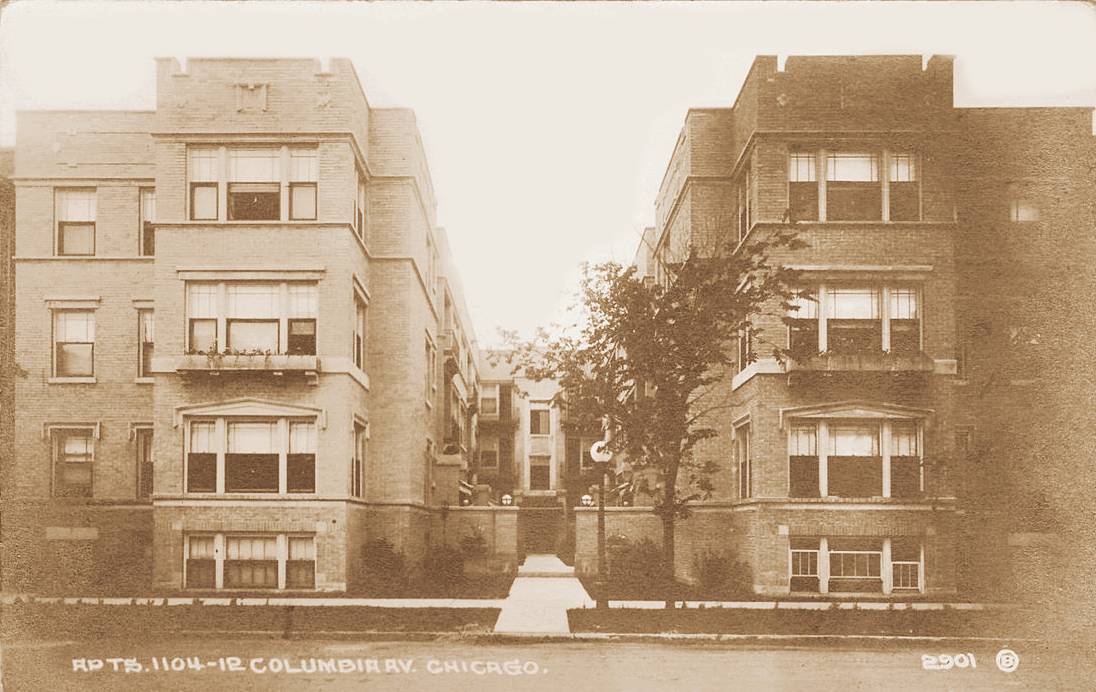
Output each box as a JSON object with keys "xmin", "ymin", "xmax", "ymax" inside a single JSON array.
[
  {"xmin": 184, "ymin": 533, "xmax": 317, "ymax": 591},
  {"xmin": 186, "ymin": 416, "xmax": 319, "ymax": 494},
  {"xmin": 188, "ymin": 145, "xmax": 321, "ymax": 222},
  {"xmin": 787, "ymin": 284, "xmax": 921, "ymax": 355},
  {"xmin": 786, "ymin": 419, "xmax": 924, "ymax": 499},
  {"xmin": 186, "ymin": 281, "xmax": 318, "ymax": 355},
  {"xmin": 787, "ymin": 149, "xmax": 921, "ymax": 223},
  {"xmin": 56, "ymin": 188, "xmax": 96, "ymax": 256}
]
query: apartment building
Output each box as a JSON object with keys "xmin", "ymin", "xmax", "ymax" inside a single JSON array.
[
  {"xmin": 635, "ymin": 55, "xmax": 1094, "ymax": 597},
  {"xmin": 4, "ymin": 57, "xmax": 480, "ymax": 593}
]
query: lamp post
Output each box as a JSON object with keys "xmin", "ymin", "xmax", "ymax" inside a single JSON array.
[{"xmin": 589, "ymin": 440, "xmax": 613, "ymax": 609}]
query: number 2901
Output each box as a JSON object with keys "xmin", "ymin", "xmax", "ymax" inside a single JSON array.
[{"xmin": 922, "ymin": 653, "xmax": 976, "ymax": 670}]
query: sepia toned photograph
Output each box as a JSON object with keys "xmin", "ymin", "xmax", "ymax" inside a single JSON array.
[{"xmin": 0, "ymin": 1, "xmax": 1094, "ymax": 689}]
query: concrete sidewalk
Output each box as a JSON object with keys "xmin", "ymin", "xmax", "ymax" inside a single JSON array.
[{"xmin": 493, "ymin": 554, "xmax": 595, "ymax": 634}]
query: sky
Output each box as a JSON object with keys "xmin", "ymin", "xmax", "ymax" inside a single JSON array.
[{"xmin": 2, "ymin": 1, "xmax": 1095, "ymax": 345}]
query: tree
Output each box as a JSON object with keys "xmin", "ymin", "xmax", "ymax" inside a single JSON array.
[{"xmin": 501, "ymin": 230, "xmax": 801, "ymax": 605}]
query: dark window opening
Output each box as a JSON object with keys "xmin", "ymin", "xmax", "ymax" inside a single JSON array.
[
  {"xmin": 530, "ymin": 410, "xmax": 550, "ymax": 436},
  {"xmin": 788, "ymin": 321, "xmax": 819, "ymax": 356},
  {"xmin": 828, "ymin": 456, "xmax": 882, "ymax": 497},
  {"xmin": 827, "ymin": 182, "xmax": 882, "ymax": 221},
  {"xmin": 287, "ymin": 453, "xmax": 316, "ymax": 493},
  {"xmin": 827, "ymin": 320, "xmax": 882, "ymax": 354},
  {"xmin": 789, "ymin": 455, "xmax": 819, "ymax": 497},
  {"xmin": 137, "ymin": 429, "xmax": 153, "ymax": 501},
  {"xmin": 789, "ymin": 183, "xmax": 818, "ymax": 222},
  {"xmin": 186, "ymin": 453, "xmax": 217, "ymax": 493},
  {"xmin": 227, "ymin": 183, "xmax": 279, "ymax": 221},
  {"xmin": 890, "ymin": 319, "xmax": 920, "ymax": 354},
  {"xmin": 224, "ymin": 561, "xmax": 278, "ymax": 588},
  {"xmin": 287, "ymin": 319, "xmax": 316, "ymax": 355},
  {"xmin": 889, "ymin": 182, "xmax": 919, "ymax": 221},
  {"xmin": 224, "ymin": 453, "xmax": 279, "ymax": 492},
  {"xmin": 286, "ymin": 561, "xmax": 315, "ymax": 589},
  {"xmin": 530, "ymin": 465, "xmax": 550, "ymax": 490},
  {"xmin": 890, "ymin": 456, "xmax": 922, "ymax": 498},
  {"xmin": 186, "ymin": 560, "xmax": 215, "ymax": 589}
]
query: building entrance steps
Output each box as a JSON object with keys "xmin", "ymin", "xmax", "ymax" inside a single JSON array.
[{"xmin": 493, "ymin": 554, "xmax": 595, "ymax": 634}]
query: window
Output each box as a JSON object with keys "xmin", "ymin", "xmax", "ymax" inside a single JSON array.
[
  {"xmin": 353, "ymin": 297, "xmax": 367, "ymax": 370},
  {"xmin": 185, "ymin": 535, "xmax": 216, "ymax": 589},
  {"xmin": 139, "ymin": 188, "xmax": 156, "ymax": 256},
  {"xmin": 786, "ymin": 290, "xmax": 819, "ymax": 355},
  {"xmin": 828, "ymin": 288, "xmax": 882, "ymax": 353},
  {"xmin": 826, "ymin": 152, "xmax": 881, "ymax": 221},
  {"xmin": 891, "ymin": 538, "xmax": 922, "ymax": 591},
  {"xmin": 53, "ymin": 310, "xmax": 95, "ymax": 377},
  {"xmin": 736, "ymin": 325, "xmax": 752, "ymax": 373},
  {"xmin": 186, "ymin": 281, "xmax": 318, "ymax": 355},
  {"xmin": 791, "ymin": 285, "xmax": 921, "ymax": 355},
  {"xmin": 530, "ymin": 409, "xmax": 550, "ymax": 436},
  {"xmin": 138, "ymin": 309, "xmax": 154, "ymax": 378},
  {"xmin": 479, "ymin": 436, "xmax": 499, "ymax": 469},
  {"xmin": 736, "ymin": 423, "xmax": 751, "ymax": 499},
  {"xmin": 352, "ymin": 423, "xmax": 366, "ymax": 498},
  {"xmin": 287, "ymin": 421, "xmax": 316, "ymax": 493},
  {"xmin": 136, "ymin": 427, "xmax": 153, "ymax": 501},
  {"xmin": 480, "ymin": 384, "xmax": 499, "ymax": 416},
  {"xmin": 1009, "ymin": 195, "xmax": 1040, "ymax": 222},
  {"xmin": 788, "ymin": 425, "xmax": 819, "ymax": 497},
  {"xmin": 828, "ymin": 538, "xmax": 882, "ymax": 593},
  {"xmin": 187, "ymin": 421, "xmax": 217, "ymax": 493},
  {"xmin": 286, "ymin": 284, "xmax": 318, "ymax": 355},
  {"xmin": 56, "ymin": 189, "xmax": 96, "ymax": 256},
  {"xmin": 425, "ymin": 337, "xmax": 437, "ymax": 404},
  {"xmin": 578, "ymin": 437, "xmax": 598, "ymax": 470},
  {"xmin": 354, "ymin": 173, "xmax": 367, "ymax": 241},
  {"xmin": 189, "ymin": 147, "xmax": 219, "ymax": 220},
  {"xmin": 226, "ymin": 422, "xmax": 279, "ymax": 492},
  {"xmin": 888, "ymin": 288, "xmax": 920, "ymax": 354},
  {"xmin": 228, "ymin": 148, "xmax": 280, "ymax": 220},
  {"xmin": 888, "ymin": 153, "xmax": 919, "ymax": 221},
  {"xmin": 52, "ymin": 428, "xmax": 94, "ymax": 497},
  {"xmin": 224, "ymin": 536, "xmax": 278, "ymax": 589},
  {"xmin": 530, "ymin": 455, "xmax": 550, "ymax": 490},
  {"xmin": 425, "ymin": 233, "xmax": 437, "ymax": 295},
  {"xmin": 286, "ymin": 536, "xmax": 316, "ymax": 589},
  {"xmin": 289, "ymin": 148, "xmax": 317, "ymax": 220},
  {"xmin": 890, "ymin": 423, "xmax": 922, "ymax": 498},
  {"xmin": 828, "ymin": 424, "xmax": 882, "ymax": 497},
  {"xmin": 789, "ymin": 537, "xmax": 819, "ymax": 592},
  {"xmin": 187, "ymin": 416, "xmax": 318, "ymax": 494},
  {"xmin": 736, "ymin": 169, "xmax": 752, "ymax": 242},
  {"xmin": 788, "ymin": 152, "xmax": 818, "ymax": 221}
]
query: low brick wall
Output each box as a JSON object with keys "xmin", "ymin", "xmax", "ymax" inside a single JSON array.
[
  {"xmin": 573, "ymin": 507, "xmax": 662, "ymax": 576},
  {"xmin": 434, "ymin": 507, "xmax": 519, "ymax": 575}
]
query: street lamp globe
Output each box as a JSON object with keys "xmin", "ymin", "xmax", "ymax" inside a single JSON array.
[
  {"xmin": 500, "ymin": 494, "xmax": 513, "ymax": 506},
  {"xmin": 580, "ymin": 494, "xmax": 593, "ymax": 507}
]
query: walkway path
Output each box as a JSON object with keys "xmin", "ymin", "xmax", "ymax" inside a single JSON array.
[{"xmin": 493, "ymin": 554, "xmax": 595, "ymax": 634}]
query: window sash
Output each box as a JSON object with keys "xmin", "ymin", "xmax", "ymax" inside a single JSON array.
[
  {"xmin": 227, "ymin": 422, "xmax": 278, "ymax": 453},
  {"xmin": 826, "ymin": 153, "xmax": 880, "ymax": 182},
  {"xmin": 829, "ymin": 551, "xmax": 882, "ymax": 579},
  {"xmin": 788, "ymin": 153, "xmax": 817, "ymax": 182},
  {"xmin": 830, "ymin": 426, "xmax": 880, "ymax": 456},
  {"xmin": 889, "ymin": 288, "xmax": 919, "ymax": 320},
  {"xmin": 226, "ymin": 284, "xmax": 279, "ymax": 318},
  {"xmin": 228, "ymin": 149, "xmax": 279, "ymax": 182},
  {"xmin": 289, "ymin": 149, "xmax": 318, "ymax": 182},
  {"xmin": 290, "ymin": 183, "xmax": 317, "ymax": 220},
  {"xmin": 889, "ymin": 153, "xmax": 918, "ymax": 182},
  {"xmin": 790, "ymin": 550, "xmax": 819, "ymax": 577},
  {"xmin": 190, "ymin": 184, "xmax": 218, "ymax": 220},
  {"xmin": 59, "ymin": 222, "xmax": 95, "ymax": 255},
  {"xmin": 188, "ymin": 148, "xmax": 219, "ymax": 182},
  {"xmin": 789, "ymin": 426, "xmax": 817, "ymax": 456},
  {"xmin": 530, "ymin": 409, "xmax": 550, "ymax": 436},
  {"xmin": 57, "ymin": 189, "xmax": 97, "ymax": 221},
  {"xmin": 828, "ymin": 288, "xmax": 880, "ymax": 320}
]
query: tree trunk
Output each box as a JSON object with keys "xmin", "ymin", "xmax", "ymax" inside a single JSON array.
[{"xmin": 662, "ymin": 511, "xmax": 676, "ymax": 609}]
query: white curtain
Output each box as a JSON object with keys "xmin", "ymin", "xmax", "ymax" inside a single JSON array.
[
  {"xmin": 227, "ymin": 422, "xmax": 278, "ymax": 454},
  {"xmin": 826, "ymin": 153, "xmax": 880, "ymax": 182},
  {"xmin": 289, "ymin": 149, "xmax": 318, "ymax": 182},
  {"xmin": 229, "ymin": 148, "xmax": 279, "ymax": 182},
  {"xmin": 55, "ymin": 311, "xmax": 94, "ymax": 342},
  {"xmin": 188, "ymin": 148, "xmax": 219, "ymax": 182},
  {"xmin": 57, "ymin": 189, "xmax": 96, "ymax": 221},
  {"xmin": 828, "ymin": 288, "xmax": 880, "ymax": 320},
  {"xmin": 189, "ymin": 421, "xmax": 217, "ymax": 452},
  {"xmin": 289, "ymin": 421, "xmax": 316, "ymax": 454},
  {"xmin": 187, "ymin": 284, "xmax": 218, "ymax": 318},
  {"xmin": 227, "ymin": 284, "xmax": 279, "ymax": 318}
]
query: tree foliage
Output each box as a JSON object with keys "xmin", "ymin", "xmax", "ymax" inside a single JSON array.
[{"xmin": 500, "ymin": 230, "xmax": 802, "ymax": 594}]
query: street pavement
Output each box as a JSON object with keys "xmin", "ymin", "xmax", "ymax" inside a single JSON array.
[{"xmin": 1, "ymin": 636, "xmax": 1089, "ymax": 691}]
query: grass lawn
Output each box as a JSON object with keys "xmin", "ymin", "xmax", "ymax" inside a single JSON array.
[
  {"xmin": 350, "ymin": 574, "xmax": 514, "ymax": 598},
  {"xmin": 568, "ymin": 607, "xmax": 1036, "ymax": 638},
  {"xmin": 578, "ymin": 576, "xmax": 749, "ymax": 601},
  {"xmin": 1, "ymin": 603, "xmax": 500, "ymax": 641}
]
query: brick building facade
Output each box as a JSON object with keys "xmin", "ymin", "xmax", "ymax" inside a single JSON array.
[
  {"xmin": 633, "ymin": 55, "xmax": 1095, "ymax": 597},
  {"xmin": 4, "ymin": 58, "xmax": 485, "ymax": 593}
]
